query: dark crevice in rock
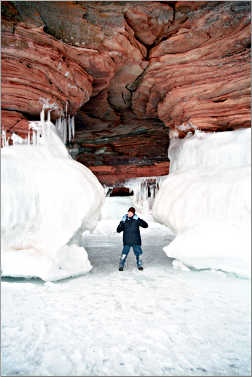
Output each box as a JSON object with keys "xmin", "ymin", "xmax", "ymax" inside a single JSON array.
[
  {"xmin": 124, "ymin": 65, "xmax": 150, "ymax": 113},
  {"xmin": 2, "ymin": 108, "xmax": 40, "ymax": 121},
  {"xmin": 212, "ymin": 98, "xmax": 227, "ymax": 103},
  {"xmin": 77, "ymin": 128, "xmax": 151, "ymax": 144}
]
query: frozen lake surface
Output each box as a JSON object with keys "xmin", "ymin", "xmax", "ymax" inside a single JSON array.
[{"xmin": 2, "ymin": 198, "xmax": 251, "ymax": 376}]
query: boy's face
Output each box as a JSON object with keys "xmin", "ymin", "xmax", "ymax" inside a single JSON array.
[{"xmin": 128, "ymin": 211, "xmax": 134, "ymax": 217}]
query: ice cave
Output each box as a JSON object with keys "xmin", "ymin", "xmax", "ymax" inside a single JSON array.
[{"xmin": 1, "ymin": 1, "xmax": 251, "ymax": 376}]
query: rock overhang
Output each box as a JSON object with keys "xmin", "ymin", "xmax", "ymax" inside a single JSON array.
[{"xmin": 1, "ymin": 1, "xmax": 251, "ymax": 185}]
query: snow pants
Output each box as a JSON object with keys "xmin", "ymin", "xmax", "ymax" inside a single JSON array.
[{"xmin": 119, "ymin": 245, "xmax": 143, "ymax": 268}]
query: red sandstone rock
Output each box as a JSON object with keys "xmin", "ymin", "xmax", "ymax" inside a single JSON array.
[
  {"xmin": 133, "ymin": 2, "xmax": 251, "ymax": 132},
  {"xmin": 87, "ymin": 162, "xmax": 170, "ymax": 186},
  {"xmin": 1, "ymin": 1, "xmax": 250, "ymax": 185},
  {"xmin": 1, "ymin": 20, "xmax": 93, "ymax": 118},
  {"xmin": 124, "ymin": 3, "xmax": 174, "ymax": 46},
  {"xmin": 1, "ymin": 110, "xmax": 29, "ymax": 143}
]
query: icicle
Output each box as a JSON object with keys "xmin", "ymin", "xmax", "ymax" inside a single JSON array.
[
  {"xmin": 56, "ymin": 117, "xmax": 59, "ymax": 132},
  {"xmin": 2, "ymin": 130, "xmax": 11, "ymax": 147},
  {"xmin": 63, "ymin": 118, "xmax": 67, "ymax": 145},
  {"xmin": 12, "ymin": 133, "xmax": 16, "ymax": 146},
  {"xmin": 71, "ymin": 116, "xmax": 75, "ymax": 139},
  {"xmin": 40, "ymin": 104, "xmax": 45, "ymax": 124},
  {"xmin": 58, "ymin": 117, "xmax": 64, "ymax": 142},
  {"xmin": 59, "ymin": 117, "xmax": 63, "ymax": 140},
  {"xmin": 68, "ymin": 114, "xmax": 71, "ymax": 143},
  {"xmin": 2, "ymin": 130, "xmax": 6, "ymax": 147},
  {"xmin": 61, "ymin": 118, "xmax": 65, "ymax": 143},
  {"xmin": 32, "ymin": 130, "xmax": 37, "ymax": 145},
  {"xmin": 62, "ymin": 118, "xmax": 65, "ymax": 144},
  {"xmin": 40, "ymin": 105, "xmax": 45, "ymax": 140},
  {"xmin": 58, "ymin": 117, "xmax": 60, "ymax": 133}
]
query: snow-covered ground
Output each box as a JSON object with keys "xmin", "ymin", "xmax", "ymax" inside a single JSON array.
[{"xmin": 2, "ymin": 197, "xmax": 251, "ymax": 376}]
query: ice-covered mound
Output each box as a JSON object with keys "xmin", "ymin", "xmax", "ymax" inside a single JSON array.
[
  {"xmin": 1, "ymin": 122, "xmax": 105, "ymax": 281},
  {"xmin": 152, "ymin": 128, "xmax": 251, "ymax": 277}
]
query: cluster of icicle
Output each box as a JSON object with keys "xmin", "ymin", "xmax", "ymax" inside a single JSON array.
[
  {"xmin": 55, "ymin": 114, "xmax": 75, "ymax": 145},
  {"xmin": 128, "ymin": 176, "xmax": 167, "ymax": 213},
  {"xmin": 133, "ymin": 176, "xmax": 166, "ymax": 213},
  {"xmin": 1, "ymin": 101, "xmax": 75, "ymax": 147},
  {"xmin": 105, "ymin": 176, "xmax": 168, "ymax": 214},
  {"xmin": 127, "ymin": 176, "xmax": 165, "ymax": 211}
]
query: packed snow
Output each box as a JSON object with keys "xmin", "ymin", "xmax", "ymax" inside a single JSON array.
[
  {"xmin": 2, "ymin": 196, "xmax": 251, "ymax": 376},
  {"xmin": 1, "ymin": 107, "xmax": 105, "ymax": 281},
  {"xmin": 152, "ymin": 128, "xmax": 251, "ymax": 277}
]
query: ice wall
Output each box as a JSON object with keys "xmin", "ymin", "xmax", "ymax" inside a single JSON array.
[
  {"xmin": 1, "ymin": 109, "xmax": 105, "ymax": 281},
  {"xmin": 152, "ymin": 128, "xmax": 251, "ymax": 277}
]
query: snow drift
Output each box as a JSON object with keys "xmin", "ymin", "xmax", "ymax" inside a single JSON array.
[
  {"xmin": 1, "ymin": 119, "xmax": 105, "ymax": 281},
  {"xmin": 152, "ymin": 128, "xmax": 251, "ymax": 277}
]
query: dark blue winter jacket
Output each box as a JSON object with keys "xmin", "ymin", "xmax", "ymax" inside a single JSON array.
[{"xmin": 116, "ymin": 214, "xmax": 148, "ymax": 246}]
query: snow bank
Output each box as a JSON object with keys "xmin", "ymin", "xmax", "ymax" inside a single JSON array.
[
  {"xmin": 152, "ymin": 128, "xmax": 251, "ymax": 277},
  {"xmin": 1, "ymin": 121, "xmax": 105, "ymax": 281}
]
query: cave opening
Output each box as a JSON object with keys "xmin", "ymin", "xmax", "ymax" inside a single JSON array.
[
  {"xmin": 107, "ymin": 187, "xmax": 134, "ymax": 197},
  {"xmin": 72, "ymin": 103, "xmax": 171, "ymax": 187}
]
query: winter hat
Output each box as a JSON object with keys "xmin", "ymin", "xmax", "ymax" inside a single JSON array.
[{"xmin": 128, "ymin": 207, "xmax": 135, "ymax": 214}]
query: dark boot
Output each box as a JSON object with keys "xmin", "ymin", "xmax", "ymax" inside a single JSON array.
[
  {"xmin": 119, "ymin": 267, "xmax": 124, "ymax": 271},
  {"xmin": 138, "ymin": 266, "xmax": 144, "ymax": 271}
]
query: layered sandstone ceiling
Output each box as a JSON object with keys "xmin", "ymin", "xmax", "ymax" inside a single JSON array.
[{"xmin": 1, "ymin": 1, "xmax": 251, "ymax": 185}]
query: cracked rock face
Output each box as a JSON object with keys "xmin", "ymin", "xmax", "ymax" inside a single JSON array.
[{"xmin": 1, "ymin": 1, "xmax": 251, "ymax": 185}]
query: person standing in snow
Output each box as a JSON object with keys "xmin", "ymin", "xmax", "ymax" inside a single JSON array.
[{"xmin": 117, "ymin": 207, "xmax": 148, "ymax": 271}]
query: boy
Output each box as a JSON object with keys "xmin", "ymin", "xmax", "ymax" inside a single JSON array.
[{"xmin": 117, "ymin": 207, "xmax": 148, "ymax": 271}]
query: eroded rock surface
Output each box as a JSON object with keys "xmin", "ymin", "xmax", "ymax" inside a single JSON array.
[{"xmin": 1, "ymin": 1, "xmax": 250, "ymax": 184}]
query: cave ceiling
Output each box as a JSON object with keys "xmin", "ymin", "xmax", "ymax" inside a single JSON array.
[{"xmin": 1, "ymin": 1, "xmax": 251, "ymax": 185}]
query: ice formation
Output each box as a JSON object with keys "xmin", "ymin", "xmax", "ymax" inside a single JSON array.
[
  {"xmin": 152, "ymin": 128, "xmax": 251, "ymax": 277},
  {"xmin": 55, "ymin": 114, "xmax": 75, "ymax": 145},
  {"xmin": 1, "ymin": 104, "xmax": 105, "ymax": 281},
  {"xmin": 1, "ymin": 101, "xmax": 75, "ymax": 148},
  {"xmin": 118, "ymin": 176, "xmax": 168, "ymax": 215}
]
